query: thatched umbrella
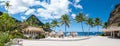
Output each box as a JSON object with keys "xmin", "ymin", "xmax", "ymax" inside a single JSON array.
[
  {"xmin": 44, "ymin": 32, "xmax": 49, "ymax": 37},
  {"xmin": 22, "ymin": 26, "xmax": 44, "ymax": 34},
  {"xmin": 57, "ymin": 31, "xmax": 64, "ymax": 38},
  {"xmin": 49, "ymin": 31, "xmax": 56, "ymax": 37},
  {"xmin": 71, "ymin": 32, "xmax": 78, "ymax": 37}
]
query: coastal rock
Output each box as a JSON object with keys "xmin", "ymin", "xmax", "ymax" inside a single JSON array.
[{"xmin": 108, "ymin": 4, "xmax": 120, "ymax": 27}]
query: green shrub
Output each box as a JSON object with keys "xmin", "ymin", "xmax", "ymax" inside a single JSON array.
[
  {"xmin": 9, "ymin": 31, "xmax": 25, "ymax": 39},
  {"xmin": 35, "ymin": 34, "xmax": 45, "ymax": 39},
  {"xmin": 0, "ymin": 31, "xmax": 25, "ymax": 46},
  {"xmin": 0, "ymin": 43, "xmax": 4, "ymax": 46},
  {"xmin": 0, "ymin": 32, "xmax": 11, "ymax": 46},
  {"xmin": 98, "ymin": 34, "xmax": 104, "ymax": 36}
]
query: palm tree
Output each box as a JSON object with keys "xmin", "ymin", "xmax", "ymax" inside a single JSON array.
[
  {"xmin": 86, "ymin": 17, "xmax": 94, "ymax": 36},
  {"xmin": 0, "ymin": 1, "xmax": 10, "ymax": 13},
  {"xmin": 103, "ymin": 22, "xmax": 108, "ymax": 29},
  {"xmin": 51, "ymin": 20, "xmax": 59, "ymax": 31},
  {"xmin": 43, "ymin": 22, "xmax": 52, "ymax": 32},
  {"xmin": 75, "ymin": 13, "xmax": 86, "ymax": 35},
  {"xmin": 60, "ymin": 14, "xmax": 70, "ymax": 35},
  {"xmin": 94, "ymin": 17, "xmax": 102, "ymax": 32},
  {"xmin": 4, "ymin": 1, "xmax": 11, "ymax": 13},
  {"xmin": 44, "ymin": 22, "xmax": 51, "ymax": 29}
]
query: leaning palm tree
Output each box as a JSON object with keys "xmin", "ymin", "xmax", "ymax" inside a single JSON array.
[
  {"xmin": 51, "ymin": 20, "xmax": 59, "ymax": 31},
  {"xmin": 60, "ymin": 14, "xmax": 70, "ymax": 36},
  {"xmin": 4, "ymin": 1, "xmax": 11, "ymax": 13},
  {"xmin": 0, "ymin": 1, "xmax": 10, "ymax": 13},
  {"xmin": 94, "ymin": 17, "xmax": 102, "ymax": 32},
  {"xmin": 86, "ymin": 17, "xmax": 94, "ymax": 36},
  {"xmin": 75, "ymin": 13, "xmax": 86, "ymax": 35}
]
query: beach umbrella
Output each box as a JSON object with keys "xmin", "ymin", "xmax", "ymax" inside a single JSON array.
[
  {"xmin": 49, "ymin": 31, "xmax": 56, "ymax": 37},
  {"xmin": 71, "ymin": 32, "xmax": 78, "ymax": 37},
  {"xmin": 57, "ymin": 31, "xmax": 64, "ymax": 38}
]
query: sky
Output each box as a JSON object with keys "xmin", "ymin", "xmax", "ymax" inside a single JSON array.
[{"xmin": 0, "ymin": 0, "xmax": 120, "ymax": 32}]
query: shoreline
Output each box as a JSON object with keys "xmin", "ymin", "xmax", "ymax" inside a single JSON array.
[{"xmin": 11, "ymin": 36, "xmax": 120, "ymax": 46}]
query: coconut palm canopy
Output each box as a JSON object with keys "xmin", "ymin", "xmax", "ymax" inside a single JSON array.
[{"xmin": 60, "ymin": 14, "xmax": 70, "ymax": 35}]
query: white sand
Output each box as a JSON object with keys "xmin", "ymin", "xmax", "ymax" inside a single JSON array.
[
  {"xmin": 43, "ymin": 36, "xmax": 89, "ymax": 41},
  {"xmin": 12, "ymin": 36, "xmax": 120, "ymax": 46}
]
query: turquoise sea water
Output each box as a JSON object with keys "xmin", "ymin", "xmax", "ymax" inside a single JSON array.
[{"xmin": 64, "ymin": 32, "xmax": 103, "ymax": 36}]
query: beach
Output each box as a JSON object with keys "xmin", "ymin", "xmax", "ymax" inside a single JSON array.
[
  {"xmin": 12, "ymin": 36, "xmax": 120, "ymax": 46},
  {"xmin": 0, "ymin": 0, "xmax": 120, "ymax": 46}
]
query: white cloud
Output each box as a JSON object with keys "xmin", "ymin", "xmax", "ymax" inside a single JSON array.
[
  {"xmin": 25, "ymin": 9, "xmax": 35, "ymax": 15},
  {"xmin": 0, "ymin": 0, "xmax": 9, "ymax": 1},
  {"xmin": 21, "ymin": 16, "xmax": 27, "ymax": 20},
  {"xmin": 85, "ymin": 14, "xmax": 89, "ymax": 17},
  {"xmin": 0, "ymin": 0, "xmax": 83, "ymax": 20},
  {"xmin": 74, "ymin": 4, "xmax": 83, "ymax": 9},
  {"xmin": 8, "ymin": 6, "xmax": 28, "ymax": 14},
  {"xmin": 71, "ymin": 0, "xmax": 83, "ymax": 9},
  {"xmin": 7, "ymin": 0, "xmax": 29, "ymax": 14},
  {"xmin": 71, "ymin": 14, "xmax": 76, "ymax": 19},
  {"xmin": 36, "ymin": 0, "xmax": 71, "ymax": 19}
]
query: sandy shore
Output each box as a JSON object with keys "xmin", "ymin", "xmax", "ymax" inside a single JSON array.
[{"xmin": 12, "ymin": 36, "xmax": 120, "ymax": 46}]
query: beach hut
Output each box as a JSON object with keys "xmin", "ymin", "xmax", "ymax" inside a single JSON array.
[
  {"xmin": 102, "ymin": 26, "xmax": 120, "ymax": 38},
  {"xmin": 102, "ymin": 4, "xmax": 120, "ymax": 38},
  {"xmin": 22, "ymin": 26, "xmax": 45, "ymax": 38}
]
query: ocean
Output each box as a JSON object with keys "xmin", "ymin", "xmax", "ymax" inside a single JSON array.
[{"xmin": 64, "ymin": 32, "xmax": 103, "ymax": 36}]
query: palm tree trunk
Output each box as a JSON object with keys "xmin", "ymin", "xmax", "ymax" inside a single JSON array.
[
  {"xmin": 88, "ymin": 26, "xmax": 90, "ymax": 36},
  {"xmin": 65, "ymin": 24, "xmax": 67, "ymax": 36},
  {"xmin": 54, "ymin": 27, "xmax": 56, "ymax": 31},
  {"xmin": 81, "ymin": 22, "xmax": 84, "ymax": 35},
  {"xmin": 97, "ymin": 26, "xmax": 99, "ymax": 32}
]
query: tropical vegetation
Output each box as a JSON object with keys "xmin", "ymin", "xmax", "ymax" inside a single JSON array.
[
  {"xmin": 86, "ymin": 17, "xmax": 94, "ymax": 35},
  {"xmin": 103, "ymin": 22, "xmax": 108, "ymax": 29},
  {"xmin": 94, "ymin": 17, "xmax": 102, "ymax": 32},
  {"xmin": 0, "ymin": 13, "xmax": 17, "ymax": 32},
  {"xmin": 60, "ymin": 14, "xmax": 70, "ymax": 35},
  {"xmin": 51, "ymin": 20, "xmax": 60, "ymax": 31},
  {"xmin": 75, "ymin": 13, "xmax": 86, "ymax": 35},
  {"xmin": 0, "ymin": 0, "xmax": 104, "ymax": 45}
]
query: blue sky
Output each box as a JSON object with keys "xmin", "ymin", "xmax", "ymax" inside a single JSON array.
[{"xmin": 0, "ymin": 0, "xmax": 120, "ymax": 32}]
